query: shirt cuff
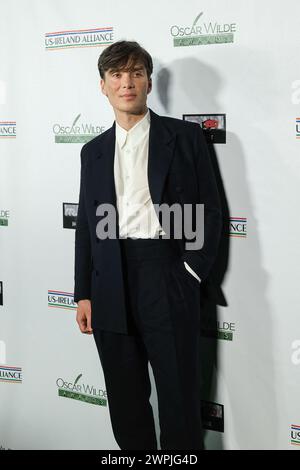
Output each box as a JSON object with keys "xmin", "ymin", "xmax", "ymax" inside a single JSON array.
[{"xmin": 183, "ymin": 261, "xmax": 201, "ymax": 283}]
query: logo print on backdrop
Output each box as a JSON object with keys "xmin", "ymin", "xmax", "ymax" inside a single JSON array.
[
  {"xmin": 201, "ymin": 313, "xmax": 236, "ymax": 341},
  {"xmin": 0, "ymin": 281, "xmax": 3, "ymax": 306},
  {"xmin": 291, "ymin": 425, "xmax": 300, "ymax": 446},
  {"xmin": 201, "ymin": 401, "xmax": 224, "ymax": 432},
  {"xmin": 230, "ymin": 217, "xmax": 247, "ymax": 238},
  {"xmin": 63, "ymin": 203, "xmax": 78, "ymax": 229},
  {"xmin": 45, "ymin": 27, "xmax": 113, "ymax": 51},
  {"xmin": 53, "ymin": 114, "xmax": 105, "ymax": 143},
  {"xmin": 0, "ymin": 210, "xmax": 10, "ymax": 227},
  {"xmin": 0, "ymin": 122, "xmax": 16, "ymax": 139},
  {"xmin": 170, "ymin": 12, "xmax": 237, "ymax": 47},
  {"xmin": 48, "ymin": 290, "xmax": 76, "ymax": 310},
  {"xmin": 0, "ymin": 365, "xmax": 22, "ymax": 384},
  {"xmin": 56, "ymin": 374, "xmax": 107, "ymax": 406},
  {"xmin": 183, "ymin": 114, "xmax": 226, "ymax": 144},
  {"xmin": 216, "ymin": 321, "xmax": 235, "ymax": 341},
  {"xmin": 296, "ymin": 118, "xmax": 300, "ymax": 139}
]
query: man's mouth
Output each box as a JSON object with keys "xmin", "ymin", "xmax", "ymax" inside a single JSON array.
[{"xmin": 121, "ymin": 94, "xmax": 136, "ymax": 99}]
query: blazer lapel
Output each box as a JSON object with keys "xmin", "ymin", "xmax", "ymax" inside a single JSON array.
[
  {"xmin": 92, "ymin": 107, "xmax": 177, "ymax": 216},
  {"xmin": 92, "ymin": 121, "xmax": 117, "ymax": 208},
  {"xmin": 148, "ymin": 107, "xmax": 177, "ymax": 207}
]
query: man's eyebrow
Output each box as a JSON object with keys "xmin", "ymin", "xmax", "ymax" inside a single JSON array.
[{"xmin": 108, "ymin": 65, "xmax": 144, "ymax": 73}]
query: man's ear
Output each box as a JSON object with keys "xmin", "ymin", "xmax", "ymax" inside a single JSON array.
[
  {"xmin": 100, "ymin": 78, "xmax": 107, "ymax": 96},
  {"xmin": 147, "ymin": 78, "xmax": 152, "ymax": 94}
]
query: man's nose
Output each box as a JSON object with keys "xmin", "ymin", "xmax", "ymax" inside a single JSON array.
[{"xmin": 121, "ymin": 73, "xmax": 134, "ymax": 88}]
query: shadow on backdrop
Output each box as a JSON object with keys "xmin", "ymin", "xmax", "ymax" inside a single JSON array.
[
  {"xmin": 150, "ymin": 51, "xmax": 278, "ymax": 450},
  {"xmin": 154, "ymin": 56, "xmax": 230, "ymax": 450}
]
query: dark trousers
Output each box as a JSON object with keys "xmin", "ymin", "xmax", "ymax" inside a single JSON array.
[{"xmin": 93, "ymin": 238, "xmax": 204, "ymax": 450}]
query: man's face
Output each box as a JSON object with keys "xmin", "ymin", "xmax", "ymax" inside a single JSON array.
[{"xmin": 100, "ymin": 61, "xmax": 152, "ymax": 114}]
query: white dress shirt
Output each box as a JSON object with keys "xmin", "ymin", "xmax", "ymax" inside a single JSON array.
[{"xmin": 114, "ymin": 107, "xmax": 201, "ymax": 283}]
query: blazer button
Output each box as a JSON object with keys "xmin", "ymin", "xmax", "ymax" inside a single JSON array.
[
  {"xmin": 175, "ymin": 185, "xmax": 183, "ymax": 193},
  {"xmin": 95, "ymin": 270, "xmax": 99, "ymax": 276},
  {"xmin": 96, "ymin": 238, "xmax": 100, "ymax": 243},
  {"xmin": 94, "ymin": 199, "xmax": 99, "ymax": 206}
]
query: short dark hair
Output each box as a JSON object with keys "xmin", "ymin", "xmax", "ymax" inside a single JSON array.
[{"xmin": 98, "ymin": 40, "xmax": 153, "ymax": 80}]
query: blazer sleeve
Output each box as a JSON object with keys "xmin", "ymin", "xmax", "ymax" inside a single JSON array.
[
  {"xmin": 181, "ymin": 125, "xmax": 222, "ymax": 281},
  {"xmin": 74, "ymin": 145, "xmax": 92, "ymax": 303}
]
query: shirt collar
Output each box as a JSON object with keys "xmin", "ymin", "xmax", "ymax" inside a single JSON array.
[{"xmin": 115, "ymin": 108, "xmax": 150, "ymax": 149}]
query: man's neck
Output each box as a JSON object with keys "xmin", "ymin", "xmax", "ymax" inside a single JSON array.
[{"xmin": 114, "ymin": 105, "xmax": 148, "ymax": 131}]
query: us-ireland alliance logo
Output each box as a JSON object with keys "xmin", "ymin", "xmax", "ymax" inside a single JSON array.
[{"xmin": 45, "ymin": 27, "xmax": 113, "ymax": 51}]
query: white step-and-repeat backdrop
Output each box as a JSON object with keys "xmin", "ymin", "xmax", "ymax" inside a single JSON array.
[{"xmin": 0, "ymin": 0, "xmax": 300, "ymax": 450}]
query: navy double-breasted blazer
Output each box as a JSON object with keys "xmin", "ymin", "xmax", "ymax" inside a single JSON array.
[{"xmin": 74, "ymin": 107, "xmax": 222, "ymax": 333}]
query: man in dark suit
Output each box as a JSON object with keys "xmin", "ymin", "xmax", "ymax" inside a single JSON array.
[{"xmin": 74, "ymin": 40, "xmax": 222, "ymax": 450}]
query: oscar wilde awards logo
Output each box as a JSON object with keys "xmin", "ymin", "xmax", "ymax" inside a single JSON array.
[
  {"xmin": 216, "ymin": 321, "xmax": 235, "ymax": 341},
  {"xmin": 53, "ymin": 114, "xmax": 105, "ymax": 143},
  {"xmin": 201, "ymin": 314, "xmax": 236, "ymax": 341},
  {"xmin": 0, "ymin": 210, "xmax": 10, "ymax": 227},
  {"xmin": 45, "ymin": 26, "xmax": 113, "ymax": 51},
  {"xmin": 56, "ymin": 373, "xmax": 107, "ymax": 407},
  {"xmin": 170, "ymin": 11, "xmax": 237, "ymax": 47}
]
